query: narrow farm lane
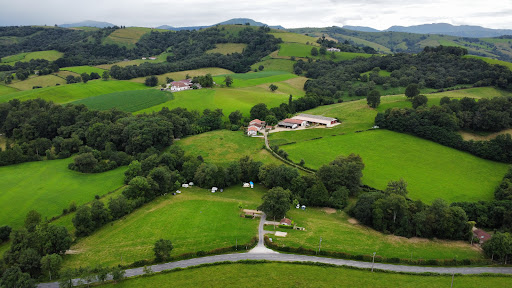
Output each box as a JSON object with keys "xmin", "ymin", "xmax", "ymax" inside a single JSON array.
[{"xmin": 36, "ymin": 213, "xmax": 512, "ymax": 288}]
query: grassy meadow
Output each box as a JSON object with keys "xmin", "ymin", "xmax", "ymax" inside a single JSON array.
[
  {"xmin": 61, "ymin": 66, "xmax": 107, "ymax": 75},
  {"xmin": 102, "ymin": 27, "xmax": 157, "ymax": 48},
  {"xmin": 212, "ymin": 71, "xmax": 298, "ymax": 88},
  {"xmin": 129, "ymin": 68, "xmax": 233, "ymax": 85},
  {"xmin": 206, "ymin": 43, "xmax": 247, "ymax": 54},
  {"xmin": 0, "ymin": 158, "xmax": 126, "ymax": 228},
  {"xmin": 269, "ymin": 32, "xmax": 320, "ymax": 45},
  {"xmin": 99, "ymin": 262, "xmax": 511, "ymax": 288},
  {"xmin": 278, "ymin": 43, "xmax": 372, "ymax": 61},
  {"xmin": 0, "ymin": 80, "xmax": 148, "ymax": 103},
  {"xmin": 250, "ymin": 59, "xmax": 296, "ymax": 73},
  {"xmin": 8, "ymin": 75, "xmax": 66, "ymax": 90},
  {"xmin": 0, "ymin": 84, "xmax": 19, "ymax": 96},
  {"xmin": 62, "ymin": 186, "xmax": 262, "ymax": 268},
  {"xmin": 1, "ymin": 50, "xmax": 64, "ymax": 65},
  {"xmin": 96, "ymin": 51, "xmax": 173, "ymax": 69},
  {"xmin": 464, "ymin": 55, "xmax": 512, "ymax": 70},
  {"xmin": 175, "ymin": 130, "xmax": 280, "ymax": 167},
  {"xmin": 72, "ymin": 90, "xmax": 173, "ymax": 112}
]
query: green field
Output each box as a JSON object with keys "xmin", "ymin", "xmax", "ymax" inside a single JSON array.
[
  {"xmin": 0, "ymin": 80, "xmax": 148, "ymax": 103},
  {"xmin": 135, "ymin": 83, "xmax": 302, "ymax": 118},
  {"xmin": 206, "ymin": 43, "xmax": 247, "ymax": 54},
  {"xmin": 278, "ymin": 43, "xmax": 372, "ymax": 61},
  {"xmin": 0, "ymin": 84, "xmax": 19, "ymax": 96},
  {"xmin": 464, "ymin": 55, "xmax": 512, "ymax": 70},
  {"xmin": 8, "ymin": 75, "xmax": 66, "ymax": 90},
  {"xmin": 250, "ymin": 59, "xmax": 296, "ymax": 73},
  {"xmin": 129, "ymin": 68, "xmax": 233, "ymax": 85},
  {"xmin": 1, "ymin": 50, "xmax": 64, "ymax": 65},
  {"xmin": 269, "ymin": 32, "xmax": 320, "ymax": 45},
  {"xmin": 175, "ymin": 130, "xmax": 280, "ymax": 167},
  {"xmin": 72, "ymin": 89, "xmax": 173, "ymax": 112},
  {"xmin": 0, "ymin": 158, "xmax": 126, "ymax": 228},
  {"xmin": 102, "ymin": 27, "xmax": 156, "ymax": 48},
  {"xmin": 213, "ymin": 71, "xmax": 298, "ymax": 88},
  {"xmin": 282, "ymin": 129, "xmax": 507, "ymax": 203},
  {"xmin": 96, "ymin": 51, "xmax": 173, "ymax": 70},
  {"xmin": 61, "ymin": 66, "xmax": 107, "ymax": 75},
  {"xmin": 62, "ymin": 186, "xmax": 262, "ymax": 268},
  {"xmin": 99, "ymin": 262, "xmax": 511, "ymax": 288}
]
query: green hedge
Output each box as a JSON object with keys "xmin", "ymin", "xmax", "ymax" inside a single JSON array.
[{"xmin": 264, "ymin": 236, "xmax": 491, "ymax": 267}]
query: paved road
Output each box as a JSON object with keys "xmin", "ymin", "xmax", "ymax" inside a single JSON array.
[{"xmin": 37, "ymin": 213, "xmax": 512, "ymax": 288}]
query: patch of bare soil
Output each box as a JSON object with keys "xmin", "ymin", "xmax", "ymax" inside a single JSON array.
[
  {"xmin": 65, "ymin": 249, "xmax": 83, "ymax": 255},
  {"xmin": 322, "ymin": 207, "xmax": 337, "ymax": 214},
  {"xmin": 459, "ymin": 129, "xmax": 512, "ymax": 141},
  {"xmin": 347, "ymin": 218, "xmax": 359, "ymax": 224}
]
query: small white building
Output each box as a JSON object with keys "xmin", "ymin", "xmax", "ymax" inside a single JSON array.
[
  {"xmin": 327, "ymin": 47, "xmax": 341, "ymax": 52},
  {"xmin": 247, "ymin": 126, "xmax": 259, "ymax": 136},
  {"xmin": 149, "ymin": 57, "xmax": 157, "ymax": 60},
  {"xmin": 182, "ymin": 184, "xmax": 189, "ymax": 188}
]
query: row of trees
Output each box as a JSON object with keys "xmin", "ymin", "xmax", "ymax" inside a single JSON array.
[
  {"xmin": 375, "ymin": 97, "xmax": 512, "ymax": 163},
  {"xmin": 351, "ymin": 179, "xmax": 472, "ymax": 240}
]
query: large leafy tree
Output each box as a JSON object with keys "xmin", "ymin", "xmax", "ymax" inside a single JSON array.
[
  {"xmin": 153, "ymin": 239, "xmax": 173, "ymax": 262},
  {"xmin": 258, "ymin": 187, "xmax": 292, "ymax": 219},
  {"xmin": 317, "ymin": 154, "xmax": 364, "ymax": 194}
]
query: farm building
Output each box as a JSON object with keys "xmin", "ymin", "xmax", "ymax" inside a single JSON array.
[
  {"xmin": 327, "ymin": 47, "xmax": 341, "ymax": 52},
  {"xmin": 277, "ymin": 118, "xmax": 306, "ymax": 129},
  {"xmin": 249, "ymin": 119, "xmax": 266, "ymax": 129},
  {"xmin": 280, "ymin": 218, "xmax": 292, "ymax": 226},
  {"xmin": 292, "ymin": 114, "xmax": 338, "ymax": 127},
  {"xmin": 473, "ymin": 229, "xmax": 491, "ymax": 244},
  {"xmin": 247, "ymin": 126, "xmax": 259, "ymax": 136},
  {"xmin": 170, "ymin": 79, "xmax": 199, "ymax": 92}
]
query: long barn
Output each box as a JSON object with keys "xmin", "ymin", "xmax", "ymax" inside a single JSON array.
[{"xmin": 291, "ymin": 114, "xmax": 338, "ymax": 127}]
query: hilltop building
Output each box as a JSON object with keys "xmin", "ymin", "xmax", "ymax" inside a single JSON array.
[{"xmin": 291, "ymin": 114, "xmax": 338, "ymax": 127}]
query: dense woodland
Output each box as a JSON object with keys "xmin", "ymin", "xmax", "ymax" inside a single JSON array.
[{"xmin": 297, "ymin": 46, "xmax": 512, "ymax": 98}]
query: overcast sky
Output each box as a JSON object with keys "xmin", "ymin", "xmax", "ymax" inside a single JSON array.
[{"xmin": 1, "ymin": 0, "xmax": 511, "ymax": 30}]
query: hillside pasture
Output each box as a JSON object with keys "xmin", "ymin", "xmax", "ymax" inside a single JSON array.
[
  {"xmin": 206, "ymin": 43, "xmax": 247, "ymax": 54},
  {"xmin": 96, "ymin": 51, "xmax": 173, "ymax": 69},
  {"xmin": 102, "ymin": 27, "xmax": 154, "ymax": 48},
  {"xmin": 61, "ymin": 66, "xmax": 106, "ymax": 75},
  {"xmin": 129, "ymin": 68, "xmax": 233, "ymax": 85},
  {"xmin": 278, "ymin": 43, "xmax": 372, "ymax": 61},
  {"xmin": 282, "ymin": 129, "xmax": 508, "ymax": 203},
  {"xmin": 0, "ymin": 158, "xmax": 125, "ymax": 228},
  {"xmin": 464, "ymin": 55, "xmax": 512, "ymax": 70},
  {"xmin": 0, "ymin": 80, "xmax": 147, "ymax": 103},
  {"xmin": 62, "ymin": 186, "xmax": 262, "ymax": 268},
  {"xmin": 250, "ymin": 58, "xmax": 296, "ymax": 73},
  {"xmin": 268, "ymin": 32, "xmax": 320, "ymax": 45},
  {"xmin": 98, "ymin": 263, "xmax": 511, "ymax": 288},
  {"xmin": 1, "ymin": 50, "xmax": 64, "ymax": 64},
  {"xmin": 8, "ymin": 75, "xmax": 66, "ymax": 90},
  {"xmin": 0, "ymin": 84, "xmax": 19, "ymax": 96},
  {"xmin": 175, "ymin": 130, "xmax": 280, "ymax": 167},
  {"xmin": 213, "ymin": 71, "xmax": 298, "ymax": 88},
  {"xmin": 72, "ymin": 90, "xmax": 173, "ymax": 112}
]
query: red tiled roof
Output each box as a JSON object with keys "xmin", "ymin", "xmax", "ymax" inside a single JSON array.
[
  {"xmin": 280, "ymin": 218, "xmax": 292, "ymax": 225},
  {"xmin": 473, "ymin": 229, "xmax": 491, "ymax": 242},
  {"xmin": 248, "ymin": 126, "xmax": 259, "ymax": 131},
  {"xmin": 250, "ymin": 119, "xmax": 265, "ymax": 124},
  {"xmin": 282, "ymin": 118, "xmax": 304, "ymax": 125}
]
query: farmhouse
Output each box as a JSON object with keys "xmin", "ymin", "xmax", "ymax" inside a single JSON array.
[
  {"xmin": 170, "ymin": 79, "xmax": 195, "ymax": 92},
  {"xmin": 277, "ymin": 118, "xmax": 306, "ymax": 129},
  {"xmin": 473, "ymin": 229, "xmax": 491, "ymax": 244},
  {"xmin": 249, "ymin": 119, "xmax": 266, "ymax": 129},
  {"xmin": 292, "ymin": 114, "xmax": 338, "ymax": 127},
  {"xmin": 327, "ymin": 47, "xmax": 341, "ymax": 52},
  {"xmin": 280, "ymin": 218, "xmax": 292, "ymax": 226},
  {"xmin": 247, "ymin": 126, "xmax": 259, "ymax": 136}
]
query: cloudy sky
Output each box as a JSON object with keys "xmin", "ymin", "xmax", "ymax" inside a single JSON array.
[{"xmin": 1, "ymin": 0, "xmax": 511, "ymax": 30}]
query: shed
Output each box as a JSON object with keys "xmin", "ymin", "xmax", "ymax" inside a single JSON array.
[
  {"xmin": 277, "ymin": 121, "xmax": 297, "ymax": 129},
  {"xmin": 182, "ymin": 184, "xmax": 189, "ymax": 188},
  {"xmin": 292, "ymin": 114, "xmax": 338, "ymax": 127},
  {"xmin": 280, "ymin": 218, "xmax": 292, "ymax": 226}
]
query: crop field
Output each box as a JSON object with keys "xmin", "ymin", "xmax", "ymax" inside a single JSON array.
[
  {"xmin": 62, "ymin": 186, "xmax": 263, "ymax": 268},
  {"xmin": 1, "ymin": 50, "xmax": 64, "ymax": 64},
  {"xmin": 273, "ymin": 208, "xmax": 483, "ymax": 260},
  {"xmin": 0, "ymin": 158, "xmax": 126, "ymax": 228},
  {"xmin": 0, "ymin": 84, "xmax": 19, "ymax": 96},
  {"xmin": 135, "ymin": 84, "xmax": 300, "ymax": 117},
  {"xmin": 464, "ymin": 55, "xmax": 512, "ymax": 70},
  {"xmin": 99, "ymin": 262, "xmax": 511, "ymax": 288},
  {"xmin": 269, "ymin": 32, "xmax": 320, "ymax": 45},
  {"xmin": 102, "ymin": 27, "xmax": 157, "ymax": 48},
  {"xmin": 175, "ymin": 130, "xmax": 281, "ymax": 167},
  {"xmin": 61, "ymin": 66, "xmax": 107, "ymax": 75},
  {"xmin": 72, "ymin": 89, "xmax": 173, "ymax": 112},
  {"xmin": 0, "ymin": 80, "xmax": 147, "ymax": 103},
  {"xmin": 206, "ymin": 43, "xmax": 247, "ymax": 54},
  {"xmin": 250, "ymin": 58, "xmax": 296, "ymax": 73},
  {"xmin": 278, "ymin": 43, "xmax": 372, "ymax": 61},
  {"xmin": 129, "ymin": 68, "xmax": 233, "ymax": 85},
  {"xmin": 8, "ymin": 75, "xmax": 66, "ymax": 90},
  {"xmin": 282, "ymin": 129, "xmax": 507, "ymax": 203}
]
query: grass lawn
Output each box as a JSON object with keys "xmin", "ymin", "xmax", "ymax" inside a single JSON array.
[
  {"xmin": 62, "ymin": 186, "xmax": 263, "ymax": 269},
  {"xmin": 8, "ymin": 75, "xmax": 66, "ymax": 90},
  {"xmin": 99, "ymin": 262, "xmax": 511, "ymax": 287},
  {"xmin": 0, "ymin": 80, "xmax": 148, "ymax": 103},
  {"xmin": 102, "ymin": 27, "xmax": 155, "ymax": 48},
  {"xmin": 96, "ymin": 51, "xmax": 173, "ymax": 70},
  {"xmin": 175, "ymin": 130, "xmax": 281, "ymax": 167},
  {"xmin": 282, "ymin": 129, "xmax": 508, "ymax": 203},
  {"xmin": 278, "ymin": 43, "xmax": 371, "ymax": 61},
  {"xmin": 129, "ymin": 68, "xmax": 233, "ymax": 85},
  {"xmin": 1, "ymin": 50, "xmax": 64, "ymax": 65},
  {"xmin": 273, "ymin": 208, "xmax": 483, "ymax": 261},
  {"xmin": 72, "ymin": 89, "xmax": 173, "ymax": 112},
  {"xmin": 250, "ymin": 59, "xmax": 296, "ymax": 73},
  {"xmin": 0, "ymin": 158, "xmax": 126, "ymax": 228},
  {"xmin": 0, "ymin": 84, "xmax": 19, "ymax": 96},
  {"xmin": 61, "ymin": 66, "xmax": 107, "ymax": 75},
  {"xmin": 206, "ymin": 43, "xmax": 247, "ymax": 54},
  {"xmin": 269, "ymin": 32, "xmax": 320, "ymax": 45}
]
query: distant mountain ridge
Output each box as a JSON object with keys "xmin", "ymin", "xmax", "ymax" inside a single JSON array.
[
  {"xmin": 157, "ymin": 18, "xmax": 285, "ymax": 31},
  {"xmin": 60, "ymin": 20, "xmax": 116, "ymax": 28},
  {"xmin": 342, "ymin": 25, "xmax": 380, "ymax": 33},
  {"xmin": 386, "ymin": 23, "xmax": 512, "ymax": 38}
]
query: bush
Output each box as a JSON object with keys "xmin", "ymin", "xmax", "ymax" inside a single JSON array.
[{"xmin": 0, "ymin": 225, "xmax": 12, "ymax": 242}]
